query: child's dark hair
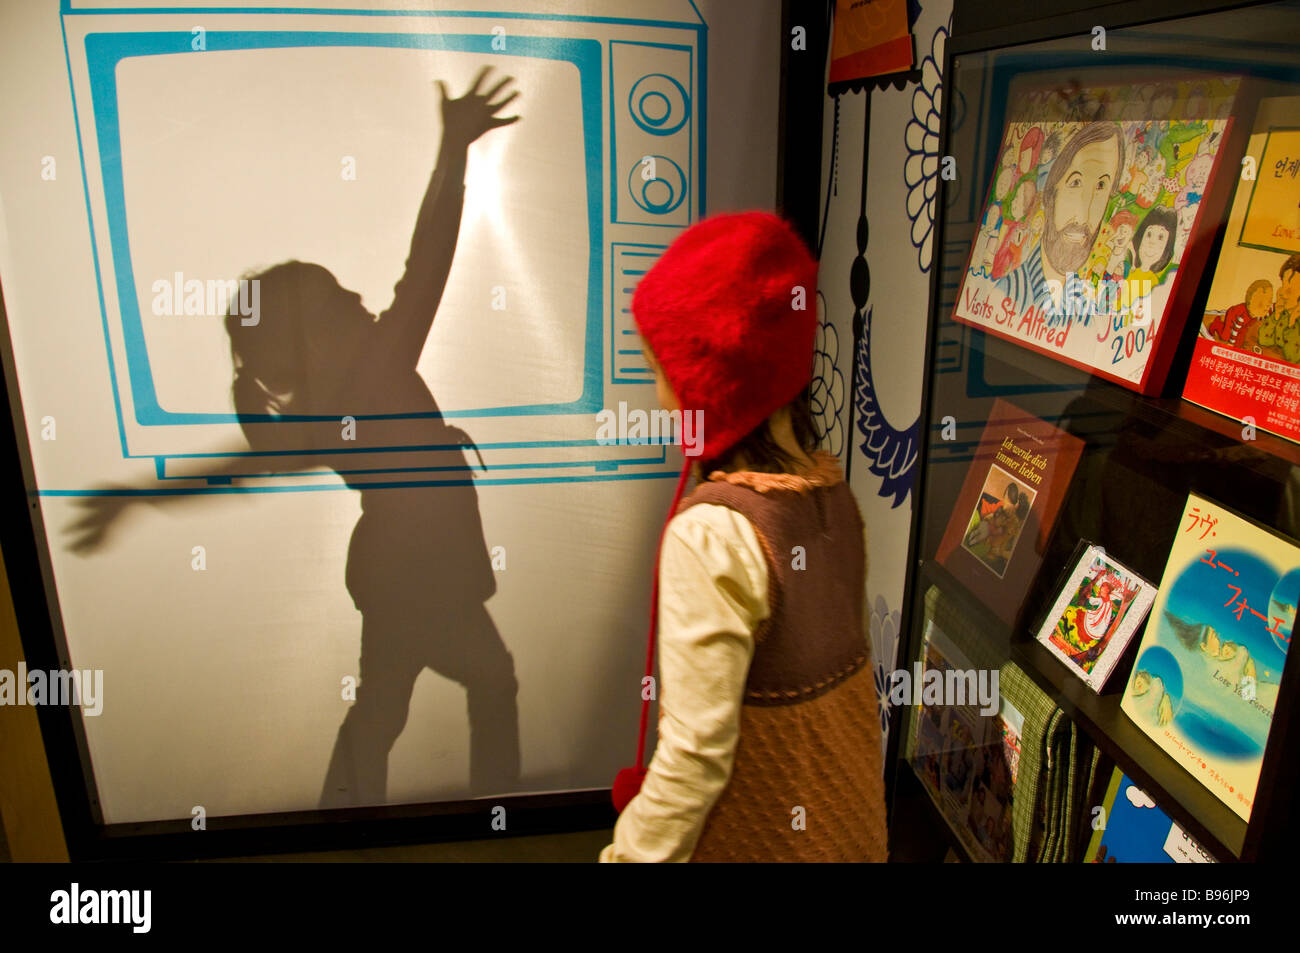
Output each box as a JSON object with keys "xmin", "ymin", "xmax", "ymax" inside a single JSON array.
[
  {"xmin": 698, "ymin": 384, "xmax": 823, "ymax": 475},
  {"xmin": 1131, "ymin": 205, "xmax": 1178, "ymax": 275},
  {"xmin": 223, "ymin": 260, "xmax": 369, "ymax": 449}
]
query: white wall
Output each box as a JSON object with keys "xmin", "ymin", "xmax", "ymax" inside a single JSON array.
[{"xmin": 816, "ymin": 0, "xmax": 953, "ymax": 751}]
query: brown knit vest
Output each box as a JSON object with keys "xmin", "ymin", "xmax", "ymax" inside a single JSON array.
[{"xmin": 676, "ymin": 460, "xmax": 889, "ymax": 862}]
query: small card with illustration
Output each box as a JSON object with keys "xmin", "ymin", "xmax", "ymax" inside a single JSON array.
[{"xmin": 1035, "ymin": 541, "xmax": 1157, "ymax": 691}]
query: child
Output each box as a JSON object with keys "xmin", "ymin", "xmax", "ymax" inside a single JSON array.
[{"xmin": 599, "ymin": 212, "xmax": 889, "ymax": 862}]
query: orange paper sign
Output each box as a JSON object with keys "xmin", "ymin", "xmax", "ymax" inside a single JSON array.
[{"xmin": 830, "ymin": 0, "xmax": 913, "ymax": 84}]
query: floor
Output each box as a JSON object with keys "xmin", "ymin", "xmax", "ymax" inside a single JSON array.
[
  {"xmin": 0, "ymin": 799, "xmax": 608, "ymax": 862},
  {"xmin": 0, "ymin": 781, "xmax": 953, "ymax": 862},
  {"xmin": 201, "ymin": 828, "xmax": 612, "ymax": 863},
  {"xmin": 224, "ymin": 774, "xmax": 954, "ymax": 862}
]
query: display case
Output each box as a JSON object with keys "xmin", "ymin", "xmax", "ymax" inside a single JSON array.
[{"xmin": 892, "ymin": 0, "xmax": 1300, "ymax": 863}]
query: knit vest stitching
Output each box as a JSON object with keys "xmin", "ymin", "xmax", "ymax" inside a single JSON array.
[{"xmin": 675, "ymin": 475, "xmax": 868, "ymax": 705}]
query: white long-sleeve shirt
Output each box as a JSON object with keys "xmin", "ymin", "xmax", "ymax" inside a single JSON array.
[{"xmin": 599, "ymin": 503, "xmax": 770, "ymax": 862}]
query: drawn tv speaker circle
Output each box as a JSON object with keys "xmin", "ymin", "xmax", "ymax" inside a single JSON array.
[
  {"xmin": 629, "ymin": 155, "xmax": 687, "ymax": 214},
  {"xmin": 628, "ymin": 72, "xmax": 690, "ymax": 136}
]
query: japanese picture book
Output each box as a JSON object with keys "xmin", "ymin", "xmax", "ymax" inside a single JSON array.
[
  {"xmin": 935, "ymin": 399, "xmax": 1084, "ymax": 627},
  {"xmin": 953, "ymin": 76, "xmax": 1241, "ymax": 394},
  {"xmin": 1183, "ymin": 95, "xmax": 1300, "ymax": 443},
  {"xmin": 1120, "ymin": 494, "xmax": 1298, "ymax": 822},
  {"xmin": 1035, "ymin": 542, "xmax": 1158, "ymax": 691},
  {"xmin": 1085, "ymin": 768, "xmax": 1216, "ymax": 862}
]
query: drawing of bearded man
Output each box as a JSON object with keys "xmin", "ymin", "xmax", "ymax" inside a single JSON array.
[{"xmin": 996, "ymin": 121, "xmax": 1125, "ymax": 321}]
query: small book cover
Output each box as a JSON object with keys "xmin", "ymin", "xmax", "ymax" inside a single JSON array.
[
  {"xmin": 1183, "ymin": 95, "xmax": 1300, "ymax": 444},
  {"xmin": 911, "ymin": 620, "xmax": 1018, "ymax": 863},
  {"xmin": 1085, "ymin": 768, "xmax": 1217, "ymax": 862},
  {"xmin": 953, "ymin": 75, "xmax": 1241, "ymax": 394},
  {"xmin": 1119, "ymin": 493, "xmax": 1298, "ymax": 822},
  {"xmin": 935, "ymin": 398, "xmax": 1085, "ymax": 627},
  {"xmin": 1035, "ymin": 541, "xmax": 1158, "ymax": 691}
]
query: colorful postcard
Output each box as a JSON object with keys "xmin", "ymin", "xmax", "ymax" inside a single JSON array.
[
  {"xmin": 954, "ymin": 76, "xmax": 1240, "ymax": 393},
  {"xmin": 1036, "ymin": 542, "xmax": 1158, "ymax": 691},
  {"xmin": 1120, "ymin": 494, "xmax": 1298, "ymax": 822}
]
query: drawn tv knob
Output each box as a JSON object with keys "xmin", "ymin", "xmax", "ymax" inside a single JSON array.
[
  {"xmin": 628, "ymin": 155, "xmax": 687, "ymax": 215},
  {"xmin": 628, "ymin": 73, "xmax": 690, "ymax": 136}
]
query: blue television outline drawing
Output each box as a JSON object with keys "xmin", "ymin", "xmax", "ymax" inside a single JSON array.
[{"xmin": 54, "ymin": 0, "xmax": 708, "ymax": 493}]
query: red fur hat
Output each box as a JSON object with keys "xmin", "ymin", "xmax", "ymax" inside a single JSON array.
[{"xmin": 631, "ymin": 210, "xmax": 819, "ymax": 463}]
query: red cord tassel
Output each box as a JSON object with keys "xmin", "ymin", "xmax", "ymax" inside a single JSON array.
[{"xmin": 612, "ymin": 459, "xmax": 693, "ymax": 813}]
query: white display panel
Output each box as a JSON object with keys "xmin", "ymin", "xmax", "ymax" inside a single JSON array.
[{"xmin": 0, "ymin": 0, "xmax": 780, "ymax": 825}]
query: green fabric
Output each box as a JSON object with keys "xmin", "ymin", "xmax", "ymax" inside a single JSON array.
[
  {"xmin": 998, "ymin": 661, "xmax": 1058, "ymax": 862},
  {"xmin": 1052, "ymin": 718, "xmax": 1075, "ymax": 862},
  {"xmin": 1036, "ymin": 711, "xmax": 1064, "ymax": 862},
  {"xmin": 1080, "ymin": 746, "xmax": 1103, "ymax": 860},
  {"xmin": 1083, "ymin": 746, "xmax": 1102, "ymax": 826},
  {"xmin": 1036, "ymin": 708, "xmax": 1090, "ymax": 863},
  {"xmin": 1057, "ymin": 723, "xmax": 1104, "ymax": 862},
  {"xmin": 1045, "ymin": 712, "xmax": 1076, "ymax": 863},
  {"xmin": 1038, "ymin": 715, "xmax": 1099, "ymax": 862}
]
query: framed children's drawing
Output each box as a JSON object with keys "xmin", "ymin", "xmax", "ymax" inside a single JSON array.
[{"xmin": 952, "ymin": 73, "xmax": 1245, "ymax": 395}]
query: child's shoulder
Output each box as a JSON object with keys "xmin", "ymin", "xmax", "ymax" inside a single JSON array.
[
  {"xmin": 668, "ymin": 501, "xmax": 758, "ymax": 545},
  {"xmin": 664, "ymin": 503, "xmax": 768, "ymax": 593}
]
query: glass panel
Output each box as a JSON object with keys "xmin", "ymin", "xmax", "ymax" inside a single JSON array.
[{"xmin": 901, "ymin": 0, "xmax": 1300, "ymax": 862}]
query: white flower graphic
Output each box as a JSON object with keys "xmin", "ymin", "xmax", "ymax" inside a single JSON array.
[
  {"xmin": 903, "ymin": 23, "xmax": 948, "ymax": 273},
  {"xmin": 810, "ymin": 318, "xmax": 846, "ymax": 456},
  {"xmin": 869, "ymin": 594, "xmax": 901, "ymax": 732}
]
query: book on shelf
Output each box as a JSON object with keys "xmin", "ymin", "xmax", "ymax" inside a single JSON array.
[
  {"xmin": 1119, "ymin": 493, "xmax": 1298, "ymax": 822},
  {"xmin": 910, "ymin": 619, "xmax": 1020, "ymax": 863},
  {"xmin": 1183, "ymin": 94, "xmax": 1300, "ymax": 443},
  {"xmin": 1085, "ymin": 768, "xmax": 1216, "ymax": 862},
  {"xmin": 952, "ymin": 75, "xmax": 1242, "ymax": 394},
  {"xmin": 935, "ymin": 398, "xmax": 1084, "ymax": 628}
]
